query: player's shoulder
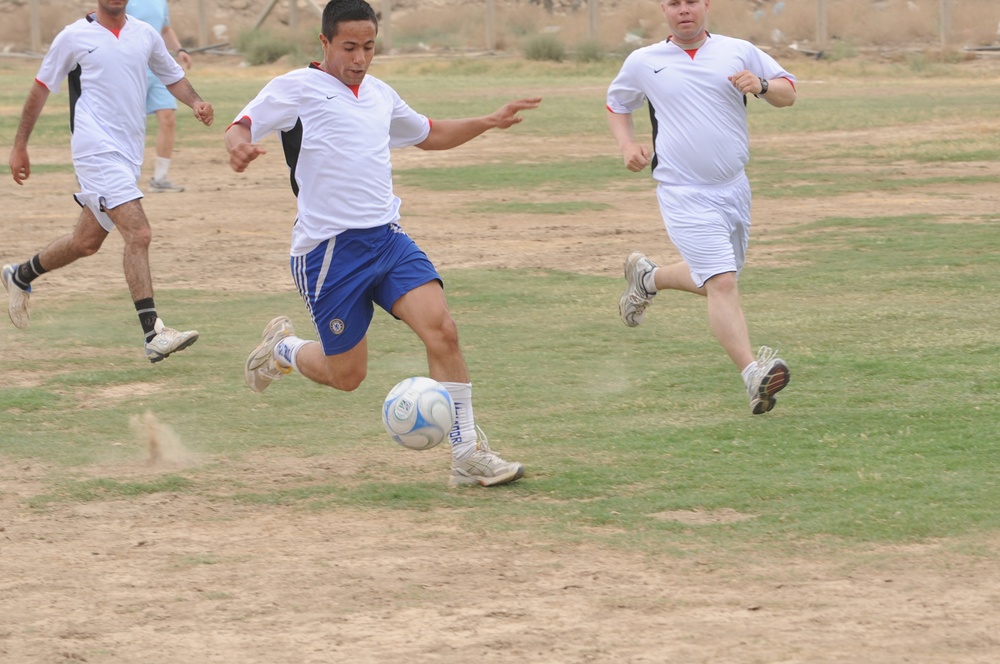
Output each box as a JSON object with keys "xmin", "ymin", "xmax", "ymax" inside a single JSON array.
[
  {"xmin": 57, "ymin": 15, "xmax": 98, "ymax": 35},
  {"xmin": 708, "ymin": 33, "xmax": 763, "ymax": 54},
  {"xmin": 361, "ymin": 74, "xmax": 393, "ymax": 93},
  {"xmin": 624, "ymin": 39, "xmax": 673, "ymax": 63},
  {"xmin": 125, "ymin": 15, "xmax": 160, "ymax": 35},
  {"xmin": 49, "ymin": 14, "xmax": 101, "ymax": 48}
]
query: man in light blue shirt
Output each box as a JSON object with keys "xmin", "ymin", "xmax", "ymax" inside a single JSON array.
[{"xmin": 127, "ymin": 0, "xmax": 193, "ymax": 192}]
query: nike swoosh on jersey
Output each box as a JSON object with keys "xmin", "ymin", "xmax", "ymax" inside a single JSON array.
[
  {"xmin": 326, "ymin": 95, "xmax": 338, "ymax": 99},
  {"xmin": 653, "ymin": 67, "xmax": 667, "ymax": 73}
]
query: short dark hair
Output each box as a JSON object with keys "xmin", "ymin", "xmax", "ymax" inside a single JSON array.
[{"xmin": 322, "ymin": 0, "xmax": 379, "ymax": 39}]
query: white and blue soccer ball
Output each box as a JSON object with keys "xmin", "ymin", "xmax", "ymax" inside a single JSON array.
[{"xmin": 381, "ymin": 377, "xmax": 456, "ymax": 450}]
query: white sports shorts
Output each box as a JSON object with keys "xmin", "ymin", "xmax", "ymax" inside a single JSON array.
[
  {"xmin": 73, "ymin": 152, "xmax": 144, "ymax": 232},
  {"xmin": 656, "ymin": 174, "xmax": 752, "ymax": 288}
]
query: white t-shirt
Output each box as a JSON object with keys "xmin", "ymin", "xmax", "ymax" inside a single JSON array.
[
  {"xmin": 233, "ymin": 65, "xmax": 431, "ymax": 256},
  {"xmin": 607, "ymin": 34, "xmax": 795, "ymax": 187},
  {"xmin": 35, "ymin": 14, "xmax": 184, "ymax": 166}
]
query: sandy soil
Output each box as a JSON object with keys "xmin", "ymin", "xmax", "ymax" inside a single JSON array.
[{"xmin": 2, "ymin": 61, "xmax": 1000, "ymax": 662}]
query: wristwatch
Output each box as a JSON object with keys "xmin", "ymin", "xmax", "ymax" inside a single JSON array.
[{"xmin": 758, "ymin": 77, "xmax": 769, "ymax": 95}]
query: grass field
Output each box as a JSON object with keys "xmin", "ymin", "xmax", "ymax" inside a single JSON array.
[{"xmin": 1, "ymin": 53, "xmax": 999, "ymax": 661}]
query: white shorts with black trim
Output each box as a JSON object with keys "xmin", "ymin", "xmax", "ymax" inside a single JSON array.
[{"xmin": 73, "ymin": 152, "xmax": 143, "ymax": 232}]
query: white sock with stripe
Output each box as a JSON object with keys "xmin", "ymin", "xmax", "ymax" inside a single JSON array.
[
  {"xmin": 275, "ymin": 337, "xmax": 309, "ymax": 373},
  {"xmin": 440, "ymin": 381, "xmax": 477, "ymax": 460}
]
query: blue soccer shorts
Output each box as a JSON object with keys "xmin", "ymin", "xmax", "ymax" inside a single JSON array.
[{"xmin": 291, "ymin": 222, "xmax": 441, "ymax": 356}]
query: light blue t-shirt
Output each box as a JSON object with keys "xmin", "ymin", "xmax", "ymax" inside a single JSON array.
[{"xmin": 127, "ymin": 0, "xmax": 169, "ymax": 34}]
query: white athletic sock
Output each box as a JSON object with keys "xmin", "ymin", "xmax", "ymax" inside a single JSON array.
[
  {"xmin": 440, "ymin": 381, "xmax": 477, "ymax": 461},
  {"xmin": 274, "ymin": 337, "xmax": 309, "ymax": 373},
  {"xmin": 154, "ymin": 156, "xmax": 171, "ymax": 181},
  {"xmin": 741, "ymin": 361, "xmax": 758, "ymax": 386},
  {"xmin": 643, "ymin": 268, "xmax": 658, "ymax": 294}
]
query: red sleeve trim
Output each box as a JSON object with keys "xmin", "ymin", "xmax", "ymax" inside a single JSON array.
[
  {"xmin": 34, "ymin": 78, "xmax": 50, "ymax": 90},
  {"xmin": 225, "ymin": 115, "xmax": 252, "ymax": 133}
]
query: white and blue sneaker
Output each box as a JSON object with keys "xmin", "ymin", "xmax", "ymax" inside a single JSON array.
[{"xmin": 450, "ymin": 429, "xmax": 525, "ymax": 488}]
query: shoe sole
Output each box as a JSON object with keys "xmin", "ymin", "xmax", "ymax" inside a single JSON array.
[
  {"xmin": 244, "ymin": 316, "xmax": 293, "ymax": 393},
  {"xmin": 751, "ymin": 361, "xmax": 790, "ymax": 415},
  {"xmin": 2, "ymin": 265, "xmax": 30, "ymax": 329},
  {"xmin": 449, "ymin": 463, "xmax": 525, "ymax": 488},
  {"xmin": 148, "ymin": 333, "xmax": 199, "ymax": 363}
]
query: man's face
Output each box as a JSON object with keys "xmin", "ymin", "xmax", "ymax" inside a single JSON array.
[
  {"xmin": 661, "ymin": 0, "xmax": 709, "ymax": 44},
  {"xmin": 320, "ymin": 20, "xmax": 377, "ymax": 87},
  {"xmin": 98, "ymin": 0, "xmax": 129, "ymax": 17}
]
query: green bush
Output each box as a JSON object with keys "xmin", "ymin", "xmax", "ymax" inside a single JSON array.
[
  {"xmin": 523, "ymin": 34, "xmax": 566, "ymax": 62},
  {"xmin": 236, "ymin": 29, "xmax": 300, "ymax": 66},
  {"xmin": 574, "ymin": 39, "xmax": 605, "ymax": 63}
]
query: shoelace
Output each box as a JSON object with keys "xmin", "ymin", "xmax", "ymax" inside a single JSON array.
[
  {"xmin": 474, "ymin": 425, "xmax": 492, "ymax": 453},
  {"xmin": 625, "ymin": 290, "xmax": 651, "ymax": 310},
  {"xmin": 259, "ymin": 358, "xmax": 290, "ymax": 380},
  {"xmin": 755, "ymin": 345, "xmax": 779, "ymax": 368}
]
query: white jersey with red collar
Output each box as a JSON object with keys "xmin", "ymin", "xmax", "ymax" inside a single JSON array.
[
  {"xmin": 607, "ymin": 33, "xmax": 795, "ymax": 187},
  {"xmin": 232, "ymin": 64, "xmax": 431, "ymax": 256},
  {"xmin": 35, "ymin": 14, "xmax": 184, "ymax": 166}
]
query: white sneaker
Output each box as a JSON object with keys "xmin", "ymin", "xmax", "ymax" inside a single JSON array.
[
  {"xmin": 619, "ymin": 252, "xmax": 657, "ymax": 327},
  {"xmin": 245, "ymin": 316, "xmax": 295, "ymax": 393},
  {"xmin": 145, "ymin": 318, "xmax": 199, "ymax": 363},
  {"xmin": 149, "ymin": 177, "xmax": 185, "ymax": 193},
  {"xmin": 2, "ymin": 264, "xmax": 31, "ymax": 329},
  {"xmin": 450, "ymin": 430, "xmax": 525, "ymax": 487},
  {"xmin": 745, "ymin": 346, "xmax": 790, "ymax": 415}
]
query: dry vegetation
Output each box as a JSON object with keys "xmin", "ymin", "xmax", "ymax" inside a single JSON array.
[{"xmin": 1, "ymin": 0, "xmax": 999, "ymax": 57}]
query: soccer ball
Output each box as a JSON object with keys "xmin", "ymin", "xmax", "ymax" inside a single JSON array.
[{"xmin": 381, "ymin": 377, "xmax": 456, "ymax": 451}]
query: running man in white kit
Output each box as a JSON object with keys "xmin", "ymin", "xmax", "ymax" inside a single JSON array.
[
  {"xmin": 608, "ymin": 0, "xmax": 796, "ymax": 414},
  {"xmin": 225, "ymin": 0, "xmax": 539, "ymax": 486},
  {"xmin": 4, "ymin": 0, "xmax": 214, "ymax": 363}
]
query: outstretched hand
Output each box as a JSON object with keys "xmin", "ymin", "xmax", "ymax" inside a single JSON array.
[{"xmin": 490, "ymin": 97, "xmax": 542, "ymax": 129}]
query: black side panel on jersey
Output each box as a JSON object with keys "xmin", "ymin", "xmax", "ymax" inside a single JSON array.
[
  {"xmin": 68, "ymin": 64, "xmax": 82, "ymax": 134},
  {"xmin": 280, "ymin": 118, "xmax": 304, "ymax": 198},
  {"xmin": 647, "ymin": 102, "xmax": 659, "ymax": 174}
]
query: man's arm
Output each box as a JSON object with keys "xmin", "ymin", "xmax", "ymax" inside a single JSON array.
[
  {"xmin": 728, "ymin": 70, "xmax": 796, "ymax": 108},
  {"xmin": 165, "ymin": 77, "xmax": 214, "ymax": 126},
  {"xmin": 415, "ymin": 97, "xmax": 541, "ymax": 151},
  {"xmin": 607, "ymin": 109, "xmax": 651, "ymax": 173},
  {"xmin": 161, "ymin": 25, "xmax": 193, "ymax": 70},
  {"xmin": 225, "ymin": 118, "xmax": 267, "ymax": 173},
  {"xmin": 9, "ymin": 81, "xmax": 50, "ymax": 185}
]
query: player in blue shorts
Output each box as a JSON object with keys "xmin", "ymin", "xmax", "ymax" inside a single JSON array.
[{"xmin": 225, "ymin": 0, "xmax": 540, "ymax": 487}]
